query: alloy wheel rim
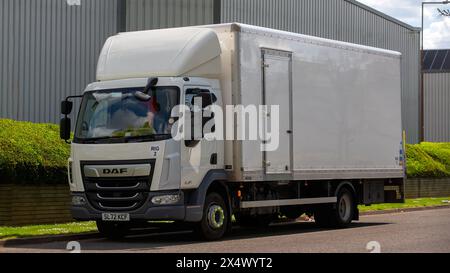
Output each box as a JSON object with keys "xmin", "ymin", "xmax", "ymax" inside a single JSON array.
[{"xmin": 207, "ymin": 204, "xmax": 225, "ymax": 229}]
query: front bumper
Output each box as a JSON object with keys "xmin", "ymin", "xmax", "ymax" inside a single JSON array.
[{"xmin": 71, "ymin": 191, "xmax": 203, "ymax": 222}]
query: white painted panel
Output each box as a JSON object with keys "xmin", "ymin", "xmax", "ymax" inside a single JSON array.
[
  {"xmin": 97, "ymin": 27, "xmax": 222, "ymax": 80},
  {"xmin": 263, "ymin": 53, "xmax": 292, "ymax": 174}
]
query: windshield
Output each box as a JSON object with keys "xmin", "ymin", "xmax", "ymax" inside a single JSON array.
[{"xmin": 74, "ymin": 86, "xmax": 179, "ymax": 142}]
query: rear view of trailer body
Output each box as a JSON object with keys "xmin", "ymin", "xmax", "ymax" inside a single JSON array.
[{"xmin": 208, "ymin": 24, "xmax": 404, "ymax": 185}]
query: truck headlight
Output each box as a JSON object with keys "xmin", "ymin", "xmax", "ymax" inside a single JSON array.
[
  {"xmin": 72, "ymin": 196, "xmax": 86, "ymax": 206},
  {"xmin": 151, "ymin": 194, "xmax": 180, "ymax": 205}
]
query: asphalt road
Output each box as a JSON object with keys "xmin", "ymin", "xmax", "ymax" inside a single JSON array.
[{"xmin": 2, "ymin": 208, "xmax": 450, "ymax": 253}]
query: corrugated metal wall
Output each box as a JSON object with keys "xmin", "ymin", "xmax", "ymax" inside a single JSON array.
[
  {"xmin": 0, "ymin": 0, "xmax": 118, "ymax": 124},
  {"xmin": 424, "ymin": 73, "xmax": 450, "ymax": 142},
  {"xmin": 220, "ymin": 0, "xmax": 421, "ymax": 143},
  {"xmin": 125, "ymin": 0, "xmax": 215, "ymax": 31}
]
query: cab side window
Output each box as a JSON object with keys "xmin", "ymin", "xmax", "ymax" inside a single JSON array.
[{"xmin": 185, "ymin": 88, "xmax": 216, "ymax": 140}]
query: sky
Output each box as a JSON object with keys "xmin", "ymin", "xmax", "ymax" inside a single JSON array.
[{"xmin": 357, "ymin": 0, "xmax": 450, "ymax": 49}]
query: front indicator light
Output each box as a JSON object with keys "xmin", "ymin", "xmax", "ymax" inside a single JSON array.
[{"xmin": 72, "ymin": 196, "xmax": 86, "ymax": 206}]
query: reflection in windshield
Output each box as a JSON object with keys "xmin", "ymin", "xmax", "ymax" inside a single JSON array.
[{"xmin": 75, "ymin": 87, "xmax": 179, "ymax": 141}]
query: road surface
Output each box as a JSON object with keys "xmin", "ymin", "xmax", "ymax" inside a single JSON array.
[{"xmin": 1, "ymin": 208, "xmax": 450, "ymax": 253}]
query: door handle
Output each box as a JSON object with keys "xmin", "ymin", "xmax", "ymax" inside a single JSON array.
[{"xmin": 287, "ymin": 130, "xmax": 292, "ymax": 134}]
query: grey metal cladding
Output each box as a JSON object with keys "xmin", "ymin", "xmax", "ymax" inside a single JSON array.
[
  {"xmin": 424, "ymin": 72, "xmax": 450, "ymax": 142},
  {"xmin": 220, "ymin": 0, "xmax": 421, "ymax": 143},
  {"xmin": 125, "ymin": 0, "xmax": 215, "ymax": 31},
  {"xmin": 0, "ymin": 0, "xmax": 118, "ymax": 124}
]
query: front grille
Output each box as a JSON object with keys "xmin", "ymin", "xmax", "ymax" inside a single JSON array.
[
  {"xmin": 81, "ymin": 160, "xmax": 154, "ymax": 212},
  {"xmin": 84, "ymin": 177, "xmax": 150, "ymax": 211}
]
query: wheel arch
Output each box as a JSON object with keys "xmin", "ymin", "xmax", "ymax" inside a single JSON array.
[
  {"xmin": 185, "ymin": 170, "xmax": 231, "ymax": 222},
  {"xmin": 334, "ymin": 181, "xmax": 357, "ymax": 198}
]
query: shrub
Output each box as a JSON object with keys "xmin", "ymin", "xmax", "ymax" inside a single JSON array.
[
  {"xmin": 419, "ymin": 142, "xmax": 450, "ymax": 173},
  {"xmin": 405, "ymin": 143, "xmax": 450, "ymax": 178},
  {"xmin": 0, "ymin": 119, "xmax": 70, "ymax": 184}
]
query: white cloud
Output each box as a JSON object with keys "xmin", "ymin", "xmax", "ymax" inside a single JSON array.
[
  {"xmin": 358, "ymin": 0, "xmax": 422, "ymax": 26},
  {"xmin": 424, "ymin": 17, "xmax": 450, "ymax": 49}
]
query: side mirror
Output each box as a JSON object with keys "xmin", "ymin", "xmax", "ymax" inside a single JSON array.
[
  {"xmin": 142, "ymin": 77, "xmax": 159, "ymax": 94},
  {"xmin": 60, "ymin": 117, "xmax": 71, "ymax": 141},
  {"xmin": 61, "ymin": 101, "xmax": 73, "ymax": 115}
]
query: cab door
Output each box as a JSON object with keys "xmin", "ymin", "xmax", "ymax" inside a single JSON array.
[{"xmin": 180, "ymin": 87, "xmax": 218, "ymax": 189}]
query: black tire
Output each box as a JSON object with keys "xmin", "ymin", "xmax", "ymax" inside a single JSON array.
[
  {"xmin": 314, "ymin": 188, "xmax": 355, "ymax": 228},
  {"xmin": 96, "ymin": 221, "xmax": 130, "ymax": 240},
  {"xmin": 195, "ymin": 192, "xmax": 229, "ymax": 241}
]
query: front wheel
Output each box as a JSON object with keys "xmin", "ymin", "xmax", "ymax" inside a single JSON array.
[
  {"xmin": 96, "ymin": 221, "xmax": 130, "ymax": 240},
  {"xmin": 195, "ymin": 192, "xmax": 229, "ymax": 241}
]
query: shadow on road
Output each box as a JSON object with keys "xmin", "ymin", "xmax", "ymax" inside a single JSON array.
[{"xmin": 3, "ymin": 221, "xmax": 391, "ymax": 252}]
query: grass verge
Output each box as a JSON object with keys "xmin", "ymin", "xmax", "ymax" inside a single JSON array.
[
  {"xmin": 0, "ymin": 222, "xmax": 97, "ymax": 240},
  {"xmin": 359, "ymin": 197, "xmax": 450, "ymax": 212}
]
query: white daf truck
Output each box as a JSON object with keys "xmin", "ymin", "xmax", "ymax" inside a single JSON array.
[{"xmin": 60, "ymin": 23, "xmax": 405, "ymax": 240}]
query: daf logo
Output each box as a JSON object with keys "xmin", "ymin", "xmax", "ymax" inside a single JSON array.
[
  {"xmin": 84, "ymin": 164, "xmax": 151, "ymax": 178},
  {"xmin": 102, "ymin": 168, "xmax": 128, "ymax": 175}
]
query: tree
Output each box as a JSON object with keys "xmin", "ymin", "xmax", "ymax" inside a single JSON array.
[{"xmin": 437, "ymin": 8, "xmax": 450, "ymax": 16}]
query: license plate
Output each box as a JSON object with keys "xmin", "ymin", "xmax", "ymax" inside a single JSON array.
[{"xmin": 102, "ymin": 213, "xmax": 130, "ymax": 222}]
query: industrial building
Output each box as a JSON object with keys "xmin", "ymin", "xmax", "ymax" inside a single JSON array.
[
  {"xmin": 0, "ymin": 0, "xmax": 421, "ymax": 143},
  {"xmin": 423, "ymin": 49, "xmax": 450, "ymax": 142}
]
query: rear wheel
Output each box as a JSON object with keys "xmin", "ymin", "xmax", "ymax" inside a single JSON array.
[
  {"xmin": 314, "ymin": 187, "xmax": 355, "ymax": 228},
  {"xmin": 96, "ymin": 221, "xmax": 130, "ymax": 240},
  {"xmin": 195, "ymin": 192, "xmax": 229, "ymax": 241}
]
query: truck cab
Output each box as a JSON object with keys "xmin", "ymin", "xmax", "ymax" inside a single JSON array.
[{"xmin": 63, "ymin": 76, "xmax": 229, "ymax": 239}]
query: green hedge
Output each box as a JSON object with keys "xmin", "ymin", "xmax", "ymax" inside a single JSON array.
[
  {"xmin": 0, "ymin": 119, "xmax": 70, "ymax": 184},
  {"xmin": 405, "ymin": 143, "xmax": 450, "ymax": 178},
  {"xmin": 1, "ymin": 119, "xmax": 450, "ymax": 183}
]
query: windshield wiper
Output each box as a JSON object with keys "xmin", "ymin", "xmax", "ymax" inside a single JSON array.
[
  {"xmin": 76, "ymin": 136, "xmax": 124, "ymax": 144},
  {"xmin": 123, "ymin": 134, "xmax": 171, "ymax": 143},
  {"xmin": 76, "ymin": 134, "xmax": 171, "ymax": 144}
]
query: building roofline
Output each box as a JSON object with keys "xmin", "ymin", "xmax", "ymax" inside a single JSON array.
[
  {"xmin": 423, "ymin": 70, "xmax": 450, "ymax": 74},
  {"xmin": 423, "ymin": 49, "xmax": 450, "ymax": 52},
  {"xmin": 345, "ymin": 0, "xmax": 421, "ymax": 32}
]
